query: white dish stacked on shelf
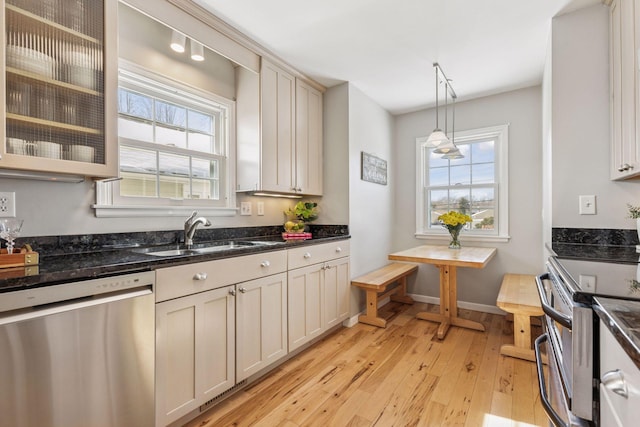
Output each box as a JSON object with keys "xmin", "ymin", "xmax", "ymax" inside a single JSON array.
[
  {"xmin": 5, "ymin": 138, "xmax": 62, "ymax": 159},
  {"xmin": 60, "ymin": 49, "xmax": 97, "ymax": 90},
  {"xmin": 66, "ymin": 145, "xmax": 95, "ymax": 162},
  {"xmin": 6, "ymin": 45, "xmax": 55, "ymax": 78}
]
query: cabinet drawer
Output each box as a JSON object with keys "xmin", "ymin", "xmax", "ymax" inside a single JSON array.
[
  {"xmin": 156, "ymin": 250, "xmax": 287, "ymax": 302},
  {"xmin": 287, "ymin": 240, "xmax": 350, "ymax": 270}
]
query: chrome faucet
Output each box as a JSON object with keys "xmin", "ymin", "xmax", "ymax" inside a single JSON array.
[{"xmin": 184, "ymin": 211, "xmax": 211, "ymax": 248}]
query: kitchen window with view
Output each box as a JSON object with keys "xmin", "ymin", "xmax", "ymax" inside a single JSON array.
[
  {"xmin": 95, "ymin": 68, "xmax": 236, "ymax": 216},
  {"xmin": 415, "ymin": 124, "xmax": 509, "ymax": 242}
]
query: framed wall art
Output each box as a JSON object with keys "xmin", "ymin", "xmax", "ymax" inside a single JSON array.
[{"xmin": 361, "ymin": 152, "xmax": 387, "ymax": 185}]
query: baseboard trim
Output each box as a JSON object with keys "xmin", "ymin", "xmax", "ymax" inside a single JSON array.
[
  {"xmin": 408, "ymin": 293, "xmax": 506, "ymax": 315},
  {"xmin": 348, "ymin": 294, "xmax": 506, "ymax": 327}
]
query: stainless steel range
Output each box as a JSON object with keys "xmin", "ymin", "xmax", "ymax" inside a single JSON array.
[{"xmin": 535, "ymin": 247, "xmax": 640, "ymax": 427}]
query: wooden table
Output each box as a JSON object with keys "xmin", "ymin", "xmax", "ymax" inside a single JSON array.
[{"xmin": 389, "ymin": 245, "xmax": 497, "ymax": 339}]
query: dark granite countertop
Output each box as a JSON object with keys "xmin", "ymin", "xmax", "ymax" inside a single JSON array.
[
  {"xmin": 594, "ymin": 297, "xmax": 640, "ymax": 369},
  {"xmin": 0, "ymin": 225, "xmax": 350, "ymax": 293}
]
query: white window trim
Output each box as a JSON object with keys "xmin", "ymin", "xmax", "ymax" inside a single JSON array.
[
  {"xmin": 93, "ymin": 60, "xmax": 237, "ymax": 218},
  {"xmin": 415, "ymin": 124, "xmax": 510, "ymax": 243}
]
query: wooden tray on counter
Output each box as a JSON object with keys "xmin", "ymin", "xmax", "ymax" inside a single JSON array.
[{"xmin": 0, "ymin": 246, "xmax": 39, "ymax": 269}]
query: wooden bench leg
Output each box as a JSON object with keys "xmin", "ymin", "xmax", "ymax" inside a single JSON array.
[
  {"xmin": 500, "ymin": 313, "xmax": 545, "ymax": 362},
  {"xmin": 390, "ymin": 276, "xmax": 414, "ymax": 305},
  {"xmin": 358, "ymin": 289, "xmax": 387, "ymax": 327}
]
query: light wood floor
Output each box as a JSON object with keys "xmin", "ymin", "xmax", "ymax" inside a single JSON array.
[{"xmin": 185, "ymin": 301, "xmax": 547, "ymax": 427}]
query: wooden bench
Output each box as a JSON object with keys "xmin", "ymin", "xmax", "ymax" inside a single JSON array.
[
  {"xmin": 352, "ymin": 263, "xmax": 418, "ymax": 328},
  {"xmin": 496, "ymin": 273, "xmax": 544, "ymax": 362}
]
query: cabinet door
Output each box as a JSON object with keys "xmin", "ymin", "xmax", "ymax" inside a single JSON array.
[
  {"xmin": 288, "ymin": 263, "xmax": 323, "ymax": 352},
  {"xmin": 323, "ymin": 257, "xmax": 350, "ymax": 329},
  {"xmin": 155, "ymin": 286, "xmax": 235, "ymax": 427},
  {"xmin": 610, "ymin": 0, "xmax": 640, "ymax": 179},
  {"xmin": 1, "ymin": 0, "xmax": 117, "ymax": 177},
  {"xmin": 295, "ymin": 79, "xmax": 323, "ymax": 195},
  {"xmin": 236, "ymin": 272, "xmax": 288, "ymax": 381},
  {"xmin": 261, "ymin": 60, "xmax": 295, "ymax": 193}
]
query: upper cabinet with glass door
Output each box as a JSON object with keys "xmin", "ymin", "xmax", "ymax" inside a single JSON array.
[{"xmin": 0, "ymin": 0, "xmax": 117, "ymax": 177}]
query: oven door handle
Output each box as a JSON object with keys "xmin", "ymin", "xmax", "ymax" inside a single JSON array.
[
  {"xmin": 535, "ymin": 333, "xmax": 569, "ymax": 427},
  {"xmin": 536, "ymin": 273, "xmax": 572, "ymax": 329}
]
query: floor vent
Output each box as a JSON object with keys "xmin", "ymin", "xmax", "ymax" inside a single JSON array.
[{"xmin": 199, "ymin": 380, "xmax": 247, "ymax": 412}]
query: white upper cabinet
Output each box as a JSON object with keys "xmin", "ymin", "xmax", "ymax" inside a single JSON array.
[
  {"xmin": 295, "ymin": 78, "xmax": 323, "ymax": 195},
  {"xmin": 609, "ymin": 0, "xmax": 640, "ymax": 179},
  {"xmin": 260, "ymin": 59, "xmax": 296, "ymax": 193},
  {"xmin": 1, "ymin": 0, "xmax": 117, "ymax": 178},
  {"xmin": 236, "ymin": 58, "xmax": 324, "ymax": 195}
]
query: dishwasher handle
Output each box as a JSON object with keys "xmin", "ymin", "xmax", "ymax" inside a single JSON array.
[
  {"xmin": 0, "ymin": 286, "xmax": 152, "ymax": 326},
  {"xmin": 536, "ymin": 273, "xmax": 572, "ymax": 329}
]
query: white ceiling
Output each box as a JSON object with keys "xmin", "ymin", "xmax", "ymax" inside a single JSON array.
[{"xmin": 194, "ymin": 0, "xmax": 602, "ymax": 115}]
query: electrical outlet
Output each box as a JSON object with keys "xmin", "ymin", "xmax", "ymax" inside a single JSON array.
[
  {"xmin": 240, "ymin": 202, "xmax": 252, "ymax": 216},
  {"xmin": 257, "ymin": 202, "xmax": 264, "ymax": 216},
  {"xmin": 579, "ymin": 274, "xmax": 596, "ymax": 291},
  {"xmin": 0, "ymin": 192, "xmax": 16, "ymax": 217}
]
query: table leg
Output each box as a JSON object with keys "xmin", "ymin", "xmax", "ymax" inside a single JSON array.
[{"xmin": 416, "ymin": 264, "xmax": 485, "ymax": 339}]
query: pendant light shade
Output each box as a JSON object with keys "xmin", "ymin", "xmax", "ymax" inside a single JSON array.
[
  {"xmin": 425, "ymin": 129, "xmax": 450, "ymax": 148},
  {"xmin": 170, "ymin": 30, "xmax": 186, "ymax": 53},
  {"xmin": 433, "ymin": 139, "xmax": 458, "ymax": 154},
  {"xmin": 442, "ymin": 148, "xmax": 464, "ymax": 159}
]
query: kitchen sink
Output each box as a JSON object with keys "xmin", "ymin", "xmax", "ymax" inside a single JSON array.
[{"xmin": 132, "ymin": 240, "xmax": 282, "ymax": 257}]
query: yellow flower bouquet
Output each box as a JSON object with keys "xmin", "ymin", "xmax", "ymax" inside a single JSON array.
[{"xmin": 438, "ymin": 211, "xmax": 472, "ymax": 249}]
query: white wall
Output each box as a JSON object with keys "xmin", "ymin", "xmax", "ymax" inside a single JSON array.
[
  {"xmin": 542, "ymin": 24, "xmax": 553, "ymax": 252},
  {"xmin": 324, "ymin": 82, "xmax": 395, "ymax": 315},
  {"xmin": 348, "ymin": 85, "xmax": 395, "ymax": 279},
  {"xmin": 394, "ymin": 86, "xmax": 543, "ymax": 307},
  {"xmin": 551, "ymin": 4, "xmax": 640, "ymax": 229}
]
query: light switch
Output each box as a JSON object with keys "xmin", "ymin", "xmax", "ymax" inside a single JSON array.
[
  {"xmin": 240, "ymin": 202, "xmax": 252, "ymax": 215},
  {"xmin": 579, "ymin": 195, "xmax": 596, "ymax": 215},
  {"xmin": 257, "ymin": 202, "xmax": 264, "ymax": 216}
]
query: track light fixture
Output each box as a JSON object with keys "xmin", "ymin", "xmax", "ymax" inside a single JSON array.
[
  {"xmin": 190, "ymin": 40, "xmax": 205, "ymax": 61},
  {"xmin": 170, "ymin": 30, "xmax": 185, "ymax": 53}
]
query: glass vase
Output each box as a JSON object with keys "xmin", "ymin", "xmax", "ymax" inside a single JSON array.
[{"xmin": 448, "ymin": 226, "xmax": 462, "ymax": 249}]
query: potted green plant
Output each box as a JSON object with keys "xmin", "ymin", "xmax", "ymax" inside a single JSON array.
[
  {"xmin": 284, "ymin": 201, "xmax": 318, "ymax": 233},
  {"xmin": 627, "ymin": 203, "xmax": 640, "ymax": 246}
]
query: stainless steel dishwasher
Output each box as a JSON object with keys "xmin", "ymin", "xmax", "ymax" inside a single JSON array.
[{"xmin": 0, "ymin": 271, "xmax": 155, "ymax": 427}]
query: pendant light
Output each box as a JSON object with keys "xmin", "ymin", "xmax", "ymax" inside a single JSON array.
[
  {"xmin": 425, "ymin": 65, "xmax": 450, "ymax": 148},
  {"xmin": 428, "ymin": 63, "xmax": 463, "ymax": 159},
  {"xmin": 441, "ymin": 94, "xmax": 464, "ymax": 159}
]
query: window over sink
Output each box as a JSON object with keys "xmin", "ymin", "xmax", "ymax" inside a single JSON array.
[
  {"xmin": 117, "ymin": 69, "xmax": 230, "ymax": 205},
  {"xmin": 93, "ymin": 4, "xmax": 237, "ymax": 218}
]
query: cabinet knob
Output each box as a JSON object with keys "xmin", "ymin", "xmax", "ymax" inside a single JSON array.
[
  {"xmin": 260, "ymin": 260, "xmax": 270, "ymax": 267},
  {"xmin": 303, "ymin": 252, "xmax": 312, "ymax": 259},
  {"xmin": 619, "ymin": 163, "xmax": 634, "ymax": 172},
  {"xmin": 193, "ymin": 272, "xmax": 207, "ymax": 281},
  {"xmin": 239, "ymin": 287, "xmax": 247, "ymax": 293},
  {"xmin": 602, "ymin": 369, "xmax": 628, "ymax": 398},
  {"xmin": 229, "ymin": 288, "xmax": 236, "ymax": 296},
  {"xmin": 335, "ymin": 247, "xmax": 342, "ymax": 253}
]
